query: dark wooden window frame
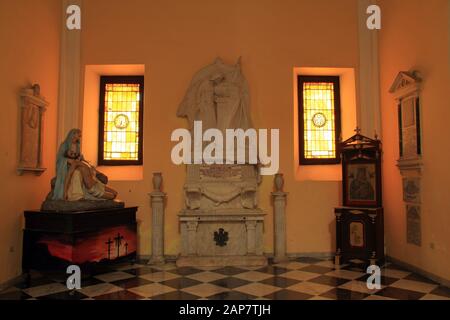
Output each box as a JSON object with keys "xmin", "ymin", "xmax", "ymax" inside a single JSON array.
[
  {"xmin": 298, "ymin": 75, "xmax": 342, "ymax": 165},
  {"xmin": 98, "ymin": 76, "xmax": 144, "ymax": 166}
]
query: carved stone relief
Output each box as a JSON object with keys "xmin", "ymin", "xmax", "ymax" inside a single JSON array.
[
  {"xmin": 403, "ymin": 177, "xmax": 420, "ymax": 204},
  {"xmin": 406, "ymin": 205, "xmax": 421, "ymax": 246},
  {"xmin": 17, "ymin": 84, "xmax": 48, "ymax": 176}
]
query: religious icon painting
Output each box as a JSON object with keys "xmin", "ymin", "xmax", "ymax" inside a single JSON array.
[
  {"xmin": 340, "ymin": 129, "xmax": 382, "ymax": 207},
  {"xmin": 346, "ymin": 163, "xmax": 377, "ymax": 204}
]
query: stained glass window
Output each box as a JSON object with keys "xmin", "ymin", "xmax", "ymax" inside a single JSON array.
[
  {"xmin": 298, "ymin": 76, "xmax": 341, "ymax": 165},
  {"xmin": 98, "ymin": 76, "xmax": 144, "ymax": 165}
]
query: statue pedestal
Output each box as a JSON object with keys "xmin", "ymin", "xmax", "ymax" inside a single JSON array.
[
  {"xmin": 148, "ymin": 190, "xmax": 166, "ymax": 265},
  {"xmin": 272, "ymin": 190, "xmax": 289, "ymax": 263},
  {"xmin": 22, "ymin": 207, "xmax": 138, "ymax": 275},
  {"xmin": 176, "ymin": 164, "xmax": 267, "ymax": 267}
]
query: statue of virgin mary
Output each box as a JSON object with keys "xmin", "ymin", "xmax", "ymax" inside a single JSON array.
[{"xmin": 52, "ymin": 128, "xmax": 118, "ymax": 202}]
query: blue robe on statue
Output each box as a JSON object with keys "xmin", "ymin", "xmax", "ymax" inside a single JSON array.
[{"xmin": 52, "ymin": 129, "xmax": 81, "ymax": 200}]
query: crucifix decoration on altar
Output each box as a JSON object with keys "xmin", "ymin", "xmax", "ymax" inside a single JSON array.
[
  {"xmin": 105, "ymin": 238, "xmax": 113, "ymax": 260},
  {"xmin": 114, "ymin": 233, "xmax": 124, "ymax": 258}
]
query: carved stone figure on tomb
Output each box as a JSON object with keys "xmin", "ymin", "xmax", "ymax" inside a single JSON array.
[{"xmin": 177, "ymin": 57, "xmax": 252, "ymax": 133}]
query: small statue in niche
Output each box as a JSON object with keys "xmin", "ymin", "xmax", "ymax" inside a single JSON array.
[{"xmin": 42, "ymin": 128, "xmax": 123, "ymax": 211}]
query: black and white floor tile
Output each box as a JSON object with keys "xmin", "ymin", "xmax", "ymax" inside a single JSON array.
[{"xmin": 1, "ymin": 257, "xmax": 449, "ymax": 300}]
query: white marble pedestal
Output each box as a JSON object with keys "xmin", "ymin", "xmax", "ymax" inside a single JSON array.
[{"xmin": 177, "ymin": 208, "xmax": 267, "ymax": 267}]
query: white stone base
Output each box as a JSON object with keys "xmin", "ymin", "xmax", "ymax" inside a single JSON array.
[
  {"xmin": 272, "ymin": 256, "xmax": 289, "ymax": 264},
  {"xmin": 148, "ymin": 256, "xmax": 165, "ymax": 265},
  {"xmin": 177, "ymin": 209, "xmax": 266, "ymax": 268},
  {"xmin": 176, "ymin": 255, "xmax": 267, "ymax": 267}
]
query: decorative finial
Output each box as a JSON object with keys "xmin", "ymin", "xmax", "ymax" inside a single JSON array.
[
  {"xmin": 32, "ymin": 84, "xmax": 40, "ymax": 96},
  {"xmin": 354, "ymin": 127, "xmax": 361, "ymax": 134},
  {"xmin": 374, "ymin": 130, "xmax": 379, "ymax": 140}
]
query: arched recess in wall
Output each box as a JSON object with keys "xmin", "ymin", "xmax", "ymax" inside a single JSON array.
[
  {"xmin": 82, "ymin": 64, "xmax": 145, "ymax": 181},
  {"xmin": 293, "ymin": 67, "xmax": 357, "ymax": 181}
]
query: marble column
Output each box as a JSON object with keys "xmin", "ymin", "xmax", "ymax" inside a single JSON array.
[
  {"xmin": 58, "ymin": 0, "xmax": 82, "ymax": 145},
  {"xmin": 357, "ymin": 0, "xmax": 381, "ymax": 138},
  {"xmin": 272, "ymin": 173, "xmax": 288, "ymax": 263},
  {"xmin": 148, "ymin": 173, "xmax": 166, "ymax": 265}
]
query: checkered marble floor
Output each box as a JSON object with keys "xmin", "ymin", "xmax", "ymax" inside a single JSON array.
[{"xmin": 1, "ymin": 257, "xmax": 449, "ymax": 300}]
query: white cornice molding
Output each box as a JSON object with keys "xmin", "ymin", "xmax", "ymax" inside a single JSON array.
[{"xmin": 389, "ymin": 71, "xmax": 422, "ymax": 100}]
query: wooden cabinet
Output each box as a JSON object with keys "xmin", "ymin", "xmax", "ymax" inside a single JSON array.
[
  {"xmin": 334, "ymin": 207, "xmax": 384, "ymax": 266},
  {"xmin": 22, "ymin": 207, "xmax": 138, "ymax": 275},
  {"xmin": 335, "ymin": 130, "xmax": 384, "ymax": 266}
]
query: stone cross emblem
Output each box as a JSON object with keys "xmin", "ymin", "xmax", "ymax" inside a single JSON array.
[{"xmin": 213, "ymin": 228, "xmax": 229, "ymax": 247}]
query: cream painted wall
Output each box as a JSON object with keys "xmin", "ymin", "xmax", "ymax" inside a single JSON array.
[
  {"xmin": 1, "ymin": 0, "xmax": 447, "ymax": 286},
  {"xmin": 81, "ymin": 0, "xmax": 360, "ymax": 258},
  {"xmin": 82, "ymin": 64, "xmax": 145, "ymax": 181},
  {"xmin": 379, "ymin": 0, "xmax": 450, "ymax": 280},
  {"xmin": 0, "ymin": 0, "xmax": 61, "ymax": 283}
]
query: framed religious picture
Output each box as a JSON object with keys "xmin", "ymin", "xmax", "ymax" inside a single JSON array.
[
  {"xmin": 345, "ymin": 162, "xmax": 377, "ymax": 206},
  {"xmin": 341, "ymin": 129, "xmax": 382, "ymax": 207}
]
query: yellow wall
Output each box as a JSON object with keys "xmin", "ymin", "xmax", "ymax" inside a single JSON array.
[
  {"xmin": 81, "ymin": 0, "xmax": 359, "ymax": 258},
  {"xmin": 82, "ymin": 64, "xmax": 145, "ymax": 181},
  {"xmin": 0, "ymin": 0, "xmax": 61, "ymax": 283},
  {"xmin": 379, "ymin": 0, "xmax": 450, "ymax": 280},
  {"xmin": 1, "ymin": 0, "xmax": 448, "ymax": 286}
]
